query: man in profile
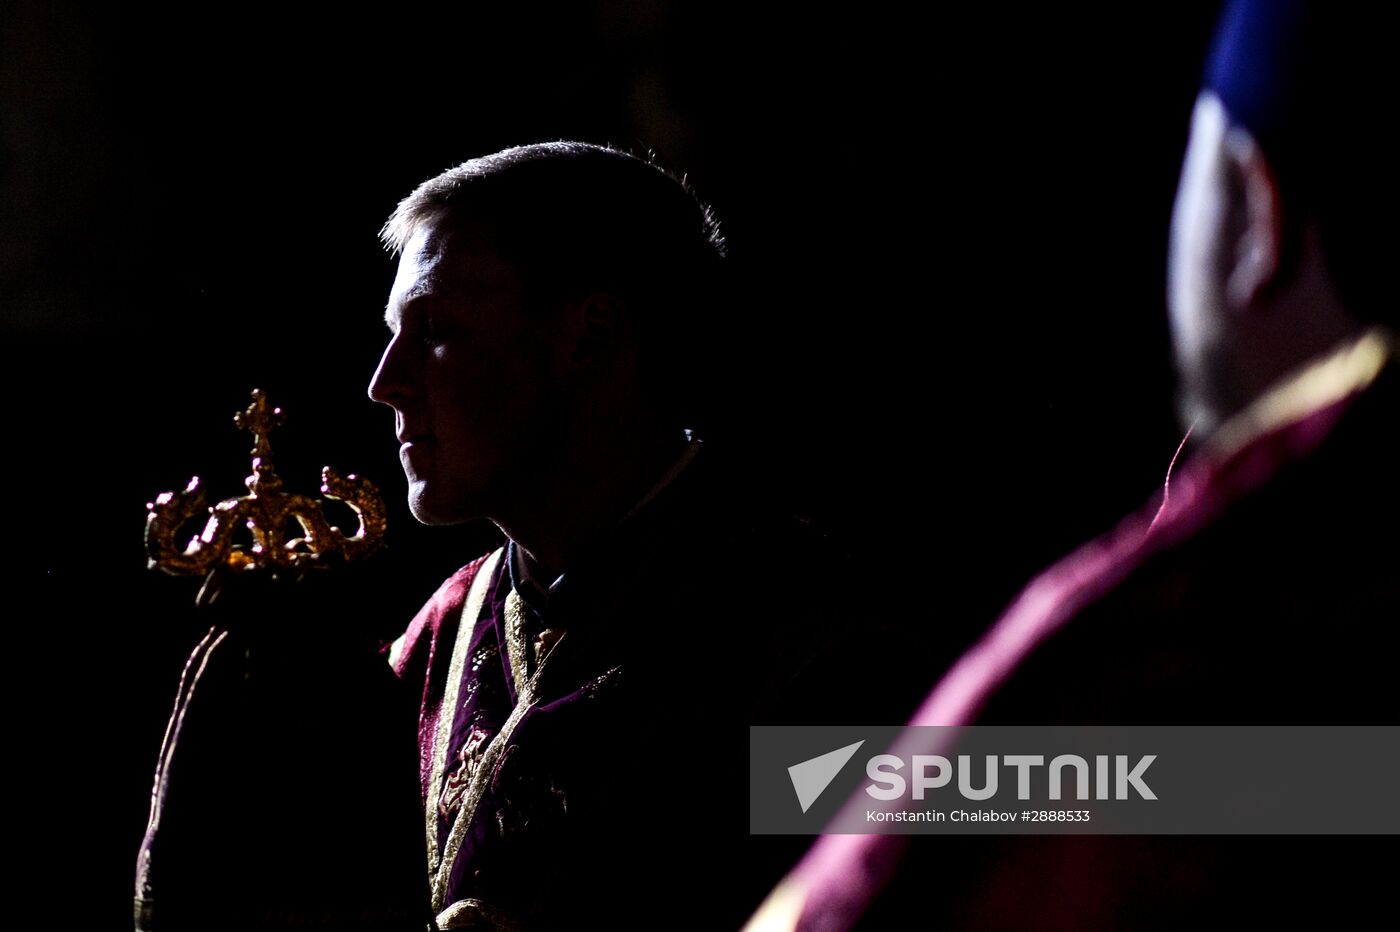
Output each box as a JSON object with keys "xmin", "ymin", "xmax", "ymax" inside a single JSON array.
[
  {"xmin": 369, "ymin": 143, "xmax": 915, "ymax": 930},
  {"xmin": 753, "ymin": 3, "xmax": 1397, "ymax": 928}
]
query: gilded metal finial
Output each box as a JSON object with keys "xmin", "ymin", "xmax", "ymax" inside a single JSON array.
[
  {"xmin": 233, "ymin": 389, "xmax": 286, "ymax": 494},
  {"xmin": 145, "ymin": 389, "xmax": 387, "ymax": 579}
]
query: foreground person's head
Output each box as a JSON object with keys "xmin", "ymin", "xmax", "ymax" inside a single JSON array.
[{"xmin": 1168, "ymin": 1, "xmax": 1392, "ymax": 436}]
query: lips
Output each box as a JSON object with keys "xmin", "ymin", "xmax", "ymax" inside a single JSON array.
[{"xmin": 399, "ymin": 432, "xmax": 435, "ymax": 475}]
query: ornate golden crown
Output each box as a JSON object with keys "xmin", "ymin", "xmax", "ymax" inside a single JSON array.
[{"xmin": 145, "ymin": 389, "xmax": 386, "ymax": 579}]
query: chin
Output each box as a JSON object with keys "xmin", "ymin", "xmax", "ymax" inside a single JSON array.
[
  {"xmin": 407, "ymin": 497, "xmax": 467, "ymax": 527},
  {"xmin": 407, "ymin": 483, "xmax": 485, "ymax": 527}
]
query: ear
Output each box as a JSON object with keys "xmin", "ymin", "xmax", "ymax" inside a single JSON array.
[
  {"xmin": 1221, "ymin": 126, "xmax": 1284, "ymax": 311},
  {"xmin": 565, "ymin": 292, "xmax": 627, "ymax": 367}
]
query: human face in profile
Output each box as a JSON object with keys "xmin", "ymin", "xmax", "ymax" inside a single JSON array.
[{"xmin": 368, "ymin": 221, "xmax": 562, "ymax": 526}]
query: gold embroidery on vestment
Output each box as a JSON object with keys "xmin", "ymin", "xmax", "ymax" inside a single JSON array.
[
  {"xmin": 425, "ymin": 548, "xmax": 504, "ymax": 880},
  {"xmin": 431, "ymin": 617, "xmax": 570, "ymax": 912}
]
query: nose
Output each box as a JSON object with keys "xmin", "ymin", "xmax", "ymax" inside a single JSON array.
[{"xmin": 368, "ymin": 333, "xmax": 414, "ymax": 406}]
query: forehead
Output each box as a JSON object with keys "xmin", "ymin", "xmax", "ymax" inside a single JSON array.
[{"xmin": 387, "ymin": 219, "xmax": 518, "ymax": 313}]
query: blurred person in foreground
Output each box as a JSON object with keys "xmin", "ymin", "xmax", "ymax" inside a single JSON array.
[{"xmin": 750, "ymin": 3, "xmax": 1398, "ymax": 929}]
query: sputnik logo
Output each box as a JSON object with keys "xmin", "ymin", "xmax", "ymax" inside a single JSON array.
[{"xmin": 787, "ymin": 740, "xmax": 866, "ymax": 813}]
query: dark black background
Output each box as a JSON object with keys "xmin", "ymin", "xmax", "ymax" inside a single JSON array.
[{"xmin": 4, "ymin": 2, "xmax": 1221, "ymax": 926}]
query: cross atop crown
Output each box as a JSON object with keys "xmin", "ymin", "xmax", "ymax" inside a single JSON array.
[
  {"xmin": 233, "ymin": 389, "xmax": 286, "ymax": 494},
  {"xmin": 145, "ymin": 389, "xmax": 386, "ymax": 587}
]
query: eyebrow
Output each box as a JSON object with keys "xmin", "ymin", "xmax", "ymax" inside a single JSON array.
[{"xmin": 383, "ymin": 288, "xmax": 438, "ymax": 330}]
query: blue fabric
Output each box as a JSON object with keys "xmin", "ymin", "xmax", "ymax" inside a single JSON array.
[{"xmin": 1203, "ymin": 0, "xmax": 1308, "ymax": 148}]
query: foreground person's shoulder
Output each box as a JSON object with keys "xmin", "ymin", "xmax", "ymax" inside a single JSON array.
[{"xmin": 387, "ymin": 548, "xmax": 504, "ymax": 678}]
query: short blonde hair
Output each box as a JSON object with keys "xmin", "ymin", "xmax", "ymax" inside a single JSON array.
[{"xmin": 380, "ymin": 141, "xmax": 729, "ymax": 420}]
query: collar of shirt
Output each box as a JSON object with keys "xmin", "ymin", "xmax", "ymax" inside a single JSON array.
[{"xmin": 1205, "ymin": 326, "xmax": 1394, "ymax": 462}]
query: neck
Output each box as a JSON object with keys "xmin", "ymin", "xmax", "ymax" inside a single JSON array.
[
  {"xmin": 493, "ymin": 421, "xmax": 689, "ymax": 577},
  {"xmin": 1188, "ymin": 226, "xmax": 1362, "ymax": 438}
]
